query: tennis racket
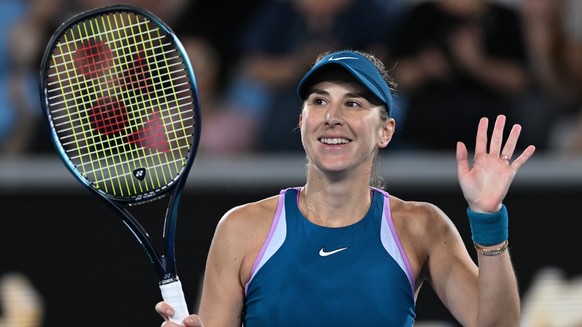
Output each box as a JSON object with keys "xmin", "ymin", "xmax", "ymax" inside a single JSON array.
[{"xmin": 39, "ymin": 5, "xmax": 200, "ymax": 324}]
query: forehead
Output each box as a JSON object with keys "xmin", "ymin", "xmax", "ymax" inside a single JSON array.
[{"xmin": 309, "ymin": 80, "xmax": 367, "ymax": 97}]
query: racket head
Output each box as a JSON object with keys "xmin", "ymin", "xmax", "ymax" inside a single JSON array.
[{"xmin": 39, "ymin": 5, "xmax": 201, "ymax": 204}]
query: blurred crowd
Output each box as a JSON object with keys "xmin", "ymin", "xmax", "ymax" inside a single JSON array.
[{"xmin": 2, "ymin": 0, "xmax": 582, "ymax": 157}]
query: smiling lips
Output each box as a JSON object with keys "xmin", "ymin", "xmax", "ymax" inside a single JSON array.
[{"xmin": 319, "ymin": 137, "xmax": 351, "ymax": 145}]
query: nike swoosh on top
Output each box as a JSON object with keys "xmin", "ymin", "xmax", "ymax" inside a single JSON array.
[
  {"xmin": 328, "ymin": 56, "xmax": 359, "ymax": 61},
  {"xmin": 319, "ymin": 247, "xmax": 349, "ymax": 257}
]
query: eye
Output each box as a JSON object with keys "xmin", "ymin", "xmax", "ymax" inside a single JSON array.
[
  {"xmin": 308, "ymin": 96, "xmax": 327, "ymax": 106},
  {"xmin": 346, "ymin": 99, "xmax": 363, "ymax": 108}
]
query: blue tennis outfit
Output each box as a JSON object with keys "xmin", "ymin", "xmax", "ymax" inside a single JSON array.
[{"xmin": 243, "ymin": 187, "xmax": 416, "ymax": 326}]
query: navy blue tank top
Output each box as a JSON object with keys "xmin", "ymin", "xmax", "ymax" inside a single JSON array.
[{"xmin": 243, "ymin": 187, "xmax": 416, "ymax": 326}]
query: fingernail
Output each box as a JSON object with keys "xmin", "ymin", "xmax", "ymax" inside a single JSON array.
[
  {"xmin": 184, "ymin": 317, "xmax": 194, "ymax": 325},
  {"xmin": 166, "ymin": 309, "xmax": 174, "ymax": 316}
]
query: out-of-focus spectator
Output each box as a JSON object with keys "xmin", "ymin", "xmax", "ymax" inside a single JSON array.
[
  {"xmin": 213, "ymin": 0, "xmax": 405, "ymax": 153},
  {"xmin": 0, "ymin": 272, "xmax": 44, "ymax": 327},
  {"xmin": 519, "ymin": 0, "xmax": 582, "ymax": 154},
  {"xmin": 0, "ymin": 1, "xmax": 27, "ymax": 155},
  {"xmin": 0, "ymin": 0, "xmax": 59, "ymax": 156},
  {"xmin": 558, "ymin": 0, "xmax": 582, "ymax": 154},
  {"xmin": 181, "ymin": 35, "xmax": 259, "ymax": 155},
  {"xmin": 75, "ymin": 0, "xmax": 188, "ymax": 26},
  {"xmin": 1, "ymin": 0, "xmax": 85, "ymax": 156},
  {"xmin": 518, "ymin": 0, "xmax": 582, "ymax": 152},
  {"xmin": 172, "ymin": 0, "xmax": 264, "ymax": 87},
  {"xmin": 521, "ymin": 267, "xmax": 582, "ymax": 327},
  {"xmin": 388, "ymin": 0, "xmax": 528, "ymax": 151}
]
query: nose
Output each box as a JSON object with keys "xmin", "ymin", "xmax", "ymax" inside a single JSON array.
[{"xmin": 324, "ymin": 103, "xmax": 344, "ymax": 126}]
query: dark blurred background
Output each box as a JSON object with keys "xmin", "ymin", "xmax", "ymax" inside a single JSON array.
[
  {"xmin": 1, "ymin": 0, "xmax": 582, "ymax": 326},
  {"xmin": 2, "ymin": 154, "xmax": 581, "ymax": 326}
]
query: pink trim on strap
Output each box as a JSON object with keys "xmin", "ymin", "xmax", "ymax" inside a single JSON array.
[
  {"xmin": 375, "ymin": 188, "xmax": 415, "ymax": 292},
  {"xmin": 244, "ymin": 188, "xmax": 288, "ymax": 295}
]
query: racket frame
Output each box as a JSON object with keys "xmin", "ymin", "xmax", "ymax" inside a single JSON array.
[{"xmin": 38, "ymin": 4, "xmax": 201, "ymax": 286}]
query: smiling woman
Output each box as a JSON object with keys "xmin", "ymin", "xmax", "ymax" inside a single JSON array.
[
  {"xmin": 155, "ymin": 50, "xmax": 536, "ymax": 327},
  {"xmin": 297, "ymin": 51, "xmax": 395, "ymax": 191},
  {"xmin": 297, "ymin": 51, "xmax": 396, "ymax": 192}
]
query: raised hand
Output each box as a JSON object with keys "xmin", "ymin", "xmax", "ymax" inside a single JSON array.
[{"xmin": 456, "ymin": 115, "xmax": 536, "ymax": 213}]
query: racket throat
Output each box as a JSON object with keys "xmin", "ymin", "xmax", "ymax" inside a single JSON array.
[
  {"xmin": 160, "ymin": 272, "xmax": 179, "ymax": 285},
  {"xmin": 158, "ymin": 255, "xmax": 178, "ymax": 284}
]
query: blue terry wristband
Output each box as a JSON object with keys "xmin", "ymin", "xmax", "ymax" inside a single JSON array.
[{"xmin": 467, "ymin": 204, "xmax": 508, "ymax": 246}]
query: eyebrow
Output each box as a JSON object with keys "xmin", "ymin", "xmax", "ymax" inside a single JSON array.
[{"xmin": 308, "ymin": 88, "xmax": 368, "ymax": 100}]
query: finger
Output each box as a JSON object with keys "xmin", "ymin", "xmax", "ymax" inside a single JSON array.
[
  {"xmin": 184, "ymin": 315, "xmax": 205, "ymax": 327},
  {"xmin": 501, "ymin": 123, "xmax": 522, "ymax": 159},
  {"xmin": 155, "ymin": 301, "xmax": 174, "ymax": 321},
  {"xmin": 510, "ymin": 145, "xmax": 536, "ymax": 170},
  {"xmin": 161, "ymin": 322, "xmax": 182, "ymax": 327},
  {"xmin": 456, "ymin": 141, "xmax": 470, "ymax": 177},
  {"xmin": 474, "ymin": 117, "xmax": 489, "ymax": 155},
  {"xmin": 489, "ymin": 115, "xmax": 506, "ymax": 156}
]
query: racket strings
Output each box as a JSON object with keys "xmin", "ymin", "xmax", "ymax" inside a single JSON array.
[
  {"xmin": 107, "ymin": 11, "xmax": 191, "ymax": 181},
  {"xmin": 47, "ymin": 44, "xmax": 186, "ymax": 105},
  {"xmin": 54, "ymin": 92, "xmax": 193, "ymax": 137},
  {"xmin": 61, "ymin": 105, "xmax": 194, "ymax": 159},
  {"xmin": 45, "ymin": 10, "xmax": 197, "ymax": 198},
  {"xmin": 47, "ymin": 21, "xmax": 161, "ymax": 69},
  {"xmin": 50, "ymin": 81, "xmax": 193, "ymax": 129},
  {"xmin": 117, "ymin": 12, "xmax": 181, "ymax": 191}
]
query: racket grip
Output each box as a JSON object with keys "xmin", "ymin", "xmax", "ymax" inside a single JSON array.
[{"xmin": 160, "ymin": 280, "xmax": 190, "ymax": 325}]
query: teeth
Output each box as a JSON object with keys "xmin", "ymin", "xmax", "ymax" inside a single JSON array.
[{"xmin": 320, "ymin": 138, "xmax": 350, "ymax": 145}]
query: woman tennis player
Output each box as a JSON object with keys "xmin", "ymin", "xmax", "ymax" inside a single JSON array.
[{"xmin": 156, "ymin": 50, "xmax": 535, "ymax": 326}]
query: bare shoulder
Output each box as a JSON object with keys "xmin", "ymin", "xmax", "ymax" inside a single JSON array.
[
  {"xmin": 389, "ymin": 195, "xmax": 454, "ymax": 236},
  {"xmin": 388, "ymin": 195, "xmax": 463, "ymax": 278},
  {"xmin": 199, "ymin": 194, "xmax": 283, "ymax": 321},
  {"xmin": 215, "ymin": 194, "xmax": 280, "ymax": 242},
  {"xmin": 219, "ymin": 194, "xmax": 280, "ymax": 225},
  {"xmin": 209, "ymin": 194, "xmax": 281, "ymax": 284}
]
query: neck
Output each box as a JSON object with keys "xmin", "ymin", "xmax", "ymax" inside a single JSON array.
[{"xmin": 301, "ymin": 181, "xmax": 372, "ymax": 228}]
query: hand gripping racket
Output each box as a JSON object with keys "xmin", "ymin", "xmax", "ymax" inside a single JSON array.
[{"xmin": 39, "ymin": 5, "xmax": 200, "ymax": 324}]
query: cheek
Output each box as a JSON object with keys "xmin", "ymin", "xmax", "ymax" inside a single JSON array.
[
  {"xmin": 300, "ymin": 111, "xmax": 318, "ymax": 132},
  {"xmin": 299, "ymin": 113, "xmax": 313, "ymax": 142}
]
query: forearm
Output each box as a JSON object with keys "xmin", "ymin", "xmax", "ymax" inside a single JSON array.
[
  {"xmin": 457, "ymin": 114, "xmax": 535, "ymax": 326},
  {"xmin": 476, "ymin": 246, "xmax": 520, "ymax": 327},
  {"xmin": 466, "ymin": 205, "xmax": 520, "ymax": 326}
]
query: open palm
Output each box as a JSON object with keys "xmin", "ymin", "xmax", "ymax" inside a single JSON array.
[{"xmin": 456, "ymin": 115, "xmax": 536, "ymax": 213}]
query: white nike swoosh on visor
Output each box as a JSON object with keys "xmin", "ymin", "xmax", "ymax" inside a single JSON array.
[
  {"xmin": 319, "ymin": 247, "xmax": 349, "ymax": 257},
  {"xmin": 328, "ymin": 56, "xmax": 359, "ymax": 61}
]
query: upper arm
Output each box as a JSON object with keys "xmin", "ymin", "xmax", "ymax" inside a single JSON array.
[
  {"xmin": 197, "ymin": 208, "xmax": 248, "ymax": 326},
  {"xmin": 197, "ymin": 198, "xmax": 277, "ymax": 327},
  {"xmin": 421, "ymin": 205, "xmax": 479, "ymax": 327}
]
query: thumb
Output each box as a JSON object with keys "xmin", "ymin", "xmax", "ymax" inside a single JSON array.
[{"xmin": 184, "ymin": 315, "xmax": 204, "ymax": 327}]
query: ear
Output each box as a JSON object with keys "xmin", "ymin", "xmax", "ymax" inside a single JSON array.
[{"xmin": 378, "ymin": 118, "xmax": 395, "ymax": 148}]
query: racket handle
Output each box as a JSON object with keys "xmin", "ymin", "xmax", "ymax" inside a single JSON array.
[{"xmin": 160, "ymin": 280, "xmax": 190, "ymax": 325}]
